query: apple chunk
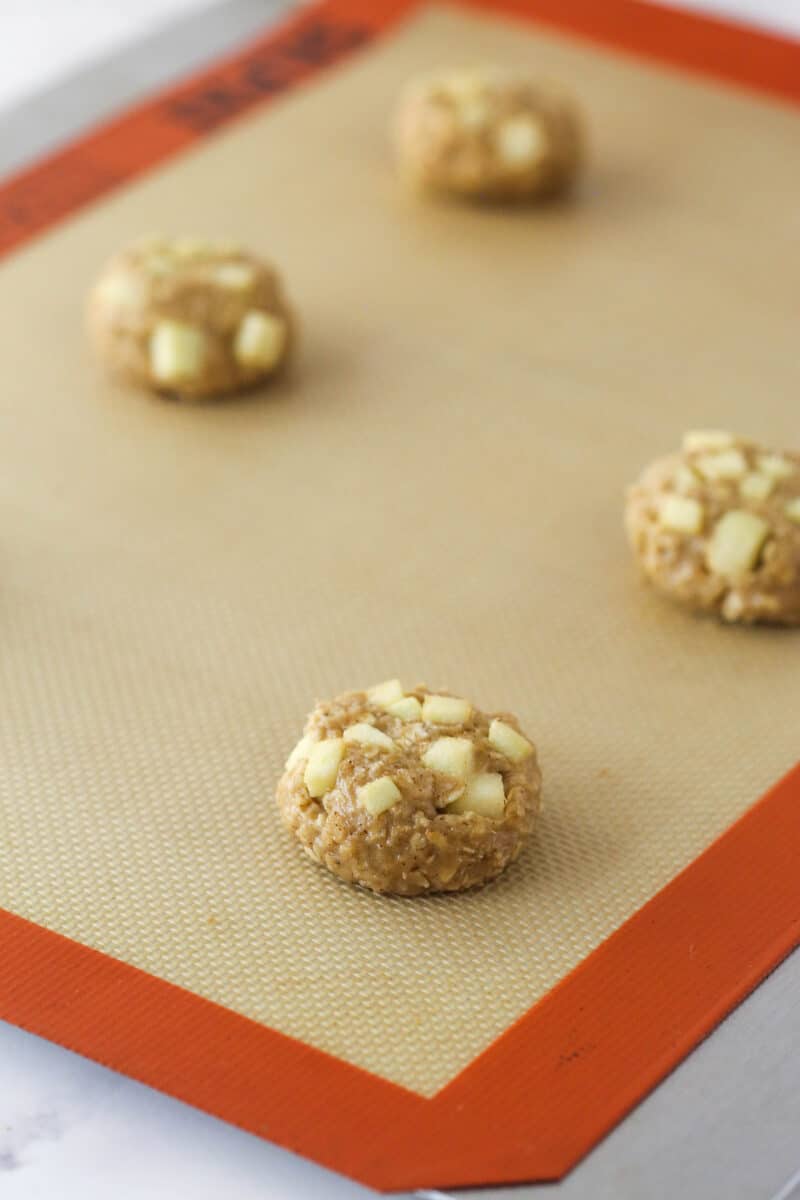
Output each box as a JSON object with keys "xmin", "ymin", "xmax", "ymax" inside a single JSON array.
[
  {"xmin": 449, "ymin": 773, "xmax": 505, "ymax": 818},
  {"xmin": 285, "ymin": 733, "xmax": 313, "ymax": 770},
  {"xmin": 149, "ymin": 320, "xmax": 206, "ymax": 383},
  {"xmin": 705, "ymin": 511, "xmax": 769, "ymax": 577},
  {"xmin": 303, "ymin": 738, "xmax": 344, "ymax": 798},
  {"xmin": 387, "ymin": 696, "xmax": 422, "ymax": 721},
  {"xmin": 343, "ymin": 723, "xmax": 396, "ymax": 751},
  {"xmin": 422, "ymin": 737, "xmax": 474, "ymax": 781},
  {"xmin": 489, "ymin": 719, "xmax": 533, "ymax": 763},
  {"xmin": 357, "ymin": 777, "xmax": 402, "ymax": 815},
  {"xmin": 367, "ymin": 679, "xmax": 404, "ymax": 708},
  {"xmin": 422, "ymin": 695, "xmax": 472, "ymax": 725}
]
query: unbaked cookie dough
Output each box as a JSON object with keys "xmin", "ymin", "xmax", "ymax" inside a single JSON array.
[
  {"xmin": 277, "ymin": 681, "xmax": 542, "ymax": 896},
  {"xmin": 626, "ymin": 431, "xmax": 800, "ymax": 624},
  {"xmin": 394, "ymin": 66, "xmax": 583, "ymax": 202},
  {"xmin": 88, "ymin": 235, "xmax": 293, "ymax": 399}
]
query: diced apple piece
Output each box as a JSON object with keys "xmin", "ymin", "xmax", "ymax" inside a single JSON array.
[
  {"xmin": 489, "ymin": 719, "xmax": 533, "ymax": 763},
  {"xmin": 757, "ymin": 454, "xmax": 794, "ymax": 481},
  {"xmin": 682, "ymin": 430, "xmax": 734, "ymax": 453},
  {"xmin": 658, "ymin": 495, "xmax": 703, "ymax": 534},
  {"xmin": 343, "ymin": 723, "xmax": 396, "ymax": 750},
  {"xmin": 739, "ymin": 472, "xmax": 774, "ymax": 503},
  {"xmin": 449, "ymin": 773, "xmax": 505, "ymax": 818},
  {"xmin": 422, "ymin": 737, "xmax": 474, "ymax": 781},
  {"xmin": 172, "ymin": 236, "xmax": 210, "ymax": 260},
  {"xmin": 285, "ymin": 733, "xmax": 314, "ymax": 770},
  {"xmin": 785, "ymin": 498, "xmax": 800, "ymax": 524},
  {"xmin": 387, "ymin": 696, "xmax": 422, "ymax": 722},
  {"xmin": 422, "ymin": 695, "xmax": 472, "ymax": 725},
  {"xmin": 233, "ymin": 310, "xmax": 287, "ymax": 370},
  {"xmin": 694, "ymin": 449, "xmax": 747, "ymax": 482},
  {"xmin": 357, "ymin": 777, "xmax": 402, "ymax": 815},
  {"xmin": 705, "ymin": 511, "xmax": 769, "ymax": 577},
  {"xmin": 303, "ymin": 738, "xmax": 344, "ymax": 798},
  {"xmin": 445, "ymin": 70, "xmax": 486, "ymax": 99},
  {"xmin": 496, "ymin": 116, "xmax": 546, "ymax": 166},
  {"xmin": 149, "ymin": 321, "xmax": 206, "ymax": 384},
  {"xmin": 214, "ymin": 262, "xmax": 255, "ymax": 290},
  {"xmin": 673, "ymin": 464, "xmax": 699, "ymax": 494},
  {"xmin": 367, "ymin": 679, "xmax": 404, "ymax": 708},
  {"xmin": 98, "ymin": 271, "xmax": 143, "ymax": 309}
]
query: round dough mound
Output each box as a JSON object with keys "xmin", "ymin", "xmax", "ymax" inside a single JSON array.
[
  {"xmin": 88, "ymin": 235, "xmax": 293, "ymax": 400},
  {"xmin": 626, "ymin": 431, "xmax": 800, "ymax": 625},
  {"xmin": 277, "ymin": 682, "xmax": 542, "ymax": 896},
  {"xmin": 394, "ymin": 66, "xmax": 583, "ymax": 202}
]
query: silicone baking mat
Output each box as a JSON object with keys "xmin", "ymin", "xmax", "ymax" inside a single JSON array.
[{"xmin": 0, "ymin": 0, "xmax": 798, "ymax": 1191}]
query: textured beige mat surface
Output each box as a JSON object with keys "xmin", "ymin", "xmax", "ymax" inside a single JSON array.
[{"xmin": 0, "ymin": 2, "xmax": 797, "ymax": 1097}]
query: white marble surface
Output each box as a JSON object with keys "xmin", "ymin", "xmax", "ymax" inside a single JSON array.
[
  {"xmin": 0, "ymin": 3, "xmax": 798, "ymax": 1198},
  {"xmin": 0, "ymin": 1021, "xmax": 374, "ymax": 1199}
]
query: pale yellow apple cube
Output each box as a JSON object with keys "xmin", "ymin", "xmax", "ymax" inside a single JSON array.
[
  {"xmin": 172, "ymin": 236, "xmax": 210, "ymax": 260},
  {"xmin": 343, "ymin": 723, "xmax": 396, "ymax": 751},
  {"xmin": 285, "ymin": 733, "xmax": 314, "ymax": 770},
  {"xmin": 445, "ymin": 69, "xmax": 486, "ymax": 99},
  {"xmin": 785, "ymin": 498, "xmax": 800, "ymax": 524},
  {"xmin": 422, "ymin": 737, "xmax": 474, "ymax": 781},
  {"xmin": 694, "ymin": 449, "xmax": 747, "ymax": 482},
  {"xmin": 367, "ymin": 679, "xmax": 404, "ymax": 708},
  {"xmin": 739, "ymin": 472, "xmax": 774, "ymax": 503},
  {"xmin": 386, "ymin": 696, "xmax": 422, "ymax": 722},
  {"xmin": 449, "ymin": 772, "xmax": 505, "ymax": 818},
  {"xmin": 489, "ymin": 719, "xmax": 533, "ymax": 763},
  {"xmin": 233, "ymin": 310, "xmax": 287, "ymax": 370},
  {"xmin": 682, "ymin": 430, "xmax": 734, "ymax": 453},
  {"xmin": 422, "ymin": 695, "xmax": 472, "ymax": 725},
  {"xmin": 496, "ymin": 116, "xmax": 546, "ymax": 166},
  {"xmin": 303, "ymin": 738, "xmax": 344, "ymax": 798},
  {"xmin": 672, "ymin": 464, "xmax": 699, "ymax": 494},
  {"xmin": 658, "ymin": 495, "xmax": 703, "ymax": 535},
  {"xmin": 705, "ymin": 511, "xmax": 769, "ymax": 577},
  {"xmin": 357, "ymin": 777, "xmax": 402, "ymax": 815},
  {"xmin": 149, "ymin": 321, "xmax": 206, "ymax": 384},
  {"xmin": 98, "ymin": 271, "xmax": 143, "ymax": 309},
  {"xmin": 214, "ymin": 262, "xmax": 256, "ymax": 291},
  {"xmin": 758, "ymin": 454, "xmax": 794, "ymax": 481}
]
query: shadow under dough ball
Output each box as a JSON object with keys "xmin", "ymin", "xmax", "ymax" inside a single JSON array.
[
  {"xmin": 626, "ymin": 429, "xmax": 800, "ymax": 625},
  {"xmin": 88, "ymin": 234, "xmax": 294, "ymax": 400},
  {"xmin": 394, "ymin": 65, "xmax": 584, "ymax": 202},
  {"xmin": 277, "ymin": 680, "xmax": 542, "ymax": 896}
]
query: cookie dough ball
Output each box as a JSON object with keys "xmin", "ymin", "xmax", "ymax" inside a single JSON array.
[
  {"xmin": 394, "ymin": 66, "xmax": 583, "ymax": 202},
  {"xmin": 626, "ymin": 431, "xmax": 800, "ymax": 625},
  {"xmin": 277, "ymin": 681, "xmax": 542, "ymax": 896},
  {"xmin": 88, "ymin": 235, "xmax": 293, "ymax": 399}
]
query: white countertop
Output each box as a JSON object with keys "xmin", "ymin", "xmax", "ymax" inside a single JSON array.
[{"xmin": 1, "ymin": 3, "xmax": 798, "ymax": 1198}]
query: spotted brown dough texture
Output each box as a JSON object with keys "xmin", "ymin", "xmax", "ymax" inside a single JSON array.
[
  {"xmin": 626, "ymin": 431, "xmax": 800, "ymax": 625},
  {"xmin": 276, "ymin": 682, "xmax": 542, "ymax": 896},
  {"xmin": 394, "ymin": 66, "xmax": 583, "ymax": 202},
  {"xmin": 88, "ymin": 235, "xmax": 293, "ymax": 400}
]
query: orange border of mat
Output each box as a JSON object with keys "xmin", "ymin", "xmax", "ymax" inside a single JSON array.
[{"xmin": 0, "ymin": 1, "xmax": 798, "ymax": 1190}]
